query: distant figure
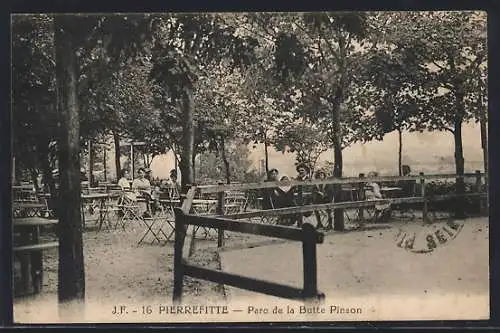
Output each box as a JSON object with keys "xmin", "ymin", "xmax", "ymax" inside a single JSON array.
[
  {"xmin": 312, "ymin": 169, "xmax": 334, "ymax": 230},
  {"xmin": 399, "ymin": 164, "xmax": 416, "ymax": 195},
  {"xmin": 168, "ymin": 169, "xmax": 181, "ymax": 199},
  {"xmin": 365, "ymin": 171, "xmax": 391, "ymax": 222},
  {"xmin": 132, "ymin": 168, "xmax": 152, "ymax": 194},
  {"xmin": 402, "ymin": 165, "xmax": 411, "ymax": 177},
  {"xmin": 398, "ymin": 164, "xmax": 417, "ymax": 219},
  {"xmin": 118, "ymin": 169, "xmax": 131, "ymax": 190},
  {"xmin": 292, "ymin": 163, "xmax": 312, "ymax": 226},
  {"xmin": 132, "ymin": 167, "xmax": 153, "ymax": 217},
  {"xmin": 275, "ymin": 175, "xmax": 297, "ymax": 226},
  {"xmin": 295, "ymin": 163, "xmax": 310, "ymax": 181},
  {"xmin": 262, "ymin": 168, "xmax": 280, "ymax": 209}
]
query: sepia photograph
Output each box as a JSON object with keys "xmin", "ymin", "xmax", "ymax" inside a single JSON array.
[{"xmin": 9, "ymin": 10, "xmax": 488, "ymax": 323}]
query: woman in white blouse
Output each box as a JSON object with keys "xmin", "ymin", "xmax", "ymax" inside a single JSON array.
[{"xmin": 365, "ymin": 171, "xmax": 391, "ymax": 222}]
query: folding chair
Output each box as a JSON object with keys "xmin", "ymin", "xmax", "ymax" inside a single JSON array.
[
  {"xmin": 113, "ymin": 191, "xmax": 143, "ymax": 231},
  {"xmin": 190, "ymin": 202, "xmax": 214, "ymax": 239},
  {"xmin": 137, "ymin": 193, "xmax": 174, "ymax": 245},
  {"xmin": 394, "ymin": 180, "xmax": 418, "ymax": 220},
  {"xmin": 36, "ymin": 194, "xmax": 55, "ymax": 218},
  {"xmin": 138, "ymin": 215, "xmax": 170, "ymax": 245},
  {"xmin": 95, "ymin": 193, "xmax": 122, "ymax": 232}
]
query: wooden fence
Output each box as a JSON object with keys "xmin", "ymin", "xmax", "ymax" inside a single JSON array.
[
  {"xmin": 173, "ymin": 207, "xmax": 325, "ymax": 303},
  {"xmin": 195, "ymin": 171, "xmax": 488, "ymax": 194},
  {"xmin": 173, "ymin": 171, "xmax": 487, "ymax": 303},
  {"xmin": 192, "ymin": 171, "xmax": 488, "ymax": 247}
]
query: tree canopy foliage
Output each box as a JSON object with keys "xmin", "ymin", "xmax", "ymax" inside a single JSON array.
[{"xmin": 13, "ymin": 11, "xmax": 487, "ymax": 186}]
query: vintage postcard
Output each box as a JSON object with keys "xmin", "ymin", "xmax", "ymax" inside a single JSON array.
[{"xmin": 10, "ymin": 10, "xmax": 488, "ymax": 324}]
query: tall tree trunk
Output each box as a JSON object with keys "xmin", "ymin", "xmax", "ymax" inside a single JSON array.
[
  {"xmin": 103, "ymin": 145, "xmax": 107, "ymax": 182},
  {"xmin": 220, "ymin": 138, "xmax": 231, "ymax": 184},
  {"xmin": 180, "ymin": 87, "xmax": 195, "ymax": 192},
  {"xmin": 54, "ymin": 15, "xmax": 85, "ymax": 302},
  {"xmin": 453, "ymin": 80, "xmax": 466, "ymax": 219},
  {"xmin": 331, "ymin": 88, "xmax": 345, "ymax": 231},
  {"xmin": 454, "ymin": 114, "xmax": 466, "ymax": 219},
  {"xmin": 88, "ymin": 140, "xmax": 95, "ymax": 186},
  {"xmin": 480, "ymin": 101, "xmax": 488, "ymax": 179},
  {"xmin": 192, "ymin": 151, "xmax": 196, "ymax": 182},
  {"xmin": 12, "ymin": 156, "xmax": 17, "ymax": 184},
  {"xmin": 398, "ymin": 128, "xmax": 403, "ymax": 176},
  {"xmin": 331, "ymin": 104, "xmax": 344, "ymax": 232},
  {"xmin": 263, "ymin": 130, "xmax": 269, "ymax": 175},
  {"xmin": 113, "ymin": 131, "xmax": 121, "ymax": 181}
]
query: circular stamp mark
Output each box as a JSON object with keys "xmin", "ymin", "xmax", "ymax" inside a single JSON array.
[{"xmin": 394, "ymin": 219, "xmax": 464, "ymax": 254}]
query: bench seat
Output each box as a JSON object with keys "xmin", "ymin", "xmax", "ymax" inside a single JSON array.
[{"xmin": 14, "ymin": 241, "xmax": 59, "ymax": 252}]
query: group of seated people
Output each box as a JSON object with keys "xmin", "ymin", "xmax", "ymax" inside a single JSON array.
[
  {"xmin": 261, "ymin": 163, "xmax": 336, "ymax": 229},
  {"xmin": 117, "ymin": 167, "xmax": 181, "ymax": 217},
  {"xmin": 261, "ymin": 164, "xmax": 415, "ymax": 229}
]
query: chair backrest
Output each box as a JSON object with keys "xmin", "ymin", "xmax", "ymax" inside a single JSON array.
[{"xmin": 399, "ymin": 179, "xmax": 418, "ymax": 197}]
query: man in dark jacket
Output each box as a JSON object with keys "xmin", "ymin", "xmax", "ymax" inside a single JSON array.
[{"xmin": 312, "ymin": 169, "xmax": 334, "ymax": 229}]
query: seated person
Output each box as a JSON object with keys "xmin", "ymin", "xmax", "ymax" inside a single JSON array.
[
  {"xmin": 262, "ymin": 168, "xmax": 280, "ymax": 210},
  {"xmin": 397, "ymin": 165, "xmax": 417, "ymax": 218},
  {"xmin": 132, "ymin": 168, "xmax": 152, "ymax": 194},
  {"xmin": 312, "ymin": 169, "xmax": 334, "ymax": 230},
  {"xmin": 168, "ymin": 169, "xmax": 181, "ymax": 199},
  {"xmin": 291, "ymin": 163, "xmax": 313, "ymax": 226},
  {"xmin": 275, "ymin": 175, "xmax": 298, "ymax": 226},
  {"xmin": 158, "ymin": 179, "xmax": 171, "ymax": 198},
  {"xmin": 116, "ymin": 169, "xmax": 139, "ymax": 206},
  {"xmin": 398, "ymin": 165, "xmax": 417, "ymax": 196},
  {"xmin": 365, "ymin": 171, "xmax": 391, "ymax": 222},
  {"xmin": 118, "ymin": 169, "xmax": 131, "ymax": 190},
  {"xmin": 132, "ymin": 168, "xmax": 154, "ymax": 217}
]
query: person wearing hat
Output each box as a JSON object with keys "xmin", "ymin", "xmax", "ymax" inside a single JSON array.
[
  {"xmin": 275, "ymin": 174, "xmax": 298, "ymax": 225},
  {"xmin": 132, "ymin": 167, "xmax": 153, "ymax": 217},
  {"xmin": 312, "ymin": 169, "xmax": 334, "ymax": 230},
  {"xmin": 168, "ymin": 169, "xmax": 181, "ymax": 199},
  {"xmin": 365, "ymin": 171, "xmax": 392, "ymax": 222},
  {"xmin": 261, "ymin": 168, "xmax": 280, "ymax": 209},
  {"xmin": 295, "ymin": 163, "xmax": 310, "ymax": 181},
  {"xmin": 291, "ymin": 162, "xmax": 312, "ymax": 227}
]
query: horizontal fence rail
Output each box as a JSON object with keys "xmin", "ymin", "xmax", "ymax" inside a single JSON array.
[
  {"xmin": 196, "ymin": 172, "xmax": 488, "ymax": 194},
  {"xmin": 173, "ymin": 208, "xmax": 325, "ymax": 304},
  {"xmin": 183, "ymin": 264, "xmax": 311, "ymax": 301},
  {"xmin": 178, "ymin": 212, "xmax": 324, "ymax": 242},
  {"xmin": 222, "ymin": 193, "xmax": 487, "ymax": 220},
  {"xmin": 173, "ymin": 172, "xmax": 487, "ymax": 304}
]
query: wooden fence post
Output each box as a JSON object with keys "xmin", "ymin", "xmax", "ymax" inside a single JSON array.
[
  {"xmin": 420, "ymin": 172, "xmax": 428, "ymax": 223},
  {"xmin": 297, "ymin": 184, "xmax": 304, "ymax": 227},
  {"xmin": 173, "ymin": 208, "xmax": 186, "ymax": 304},
  {"xmin": 217, "ymin": 182, "xmax": 225, "ymax": 248},
  {"xmin": 302, "ymin": 223, "xmax": 318, "ymax": 300},
  {"xmin": 357, "ymin": 173, "xmax": 365, "ymax": 221}
]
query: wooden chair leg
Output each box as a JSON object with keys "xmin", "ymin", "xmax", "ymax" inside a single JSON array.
[
  {"xmin": 31, "ymin": 251, "xmax": 43, "ymax": 293},
  {"xmin": 20, "ymin": 254, "xmax": 30, "ymax": 294}
]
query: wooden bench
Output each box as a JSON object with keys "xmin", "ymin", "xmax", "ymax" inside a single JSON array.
[
  {"xmin": 14, "ymin": 241, "xmax": 59, "ymax": 252},
  {"xmin": 14, "ymin": 241, "xmax": 59, "ymax": 295}
]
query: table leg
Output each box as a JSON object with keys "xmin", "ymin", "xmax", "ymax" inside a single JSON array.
[
  {"xmin": 98, "ymin": 198, "xmax": 106, "ymax": 231},
  {"xmin": 17, "ymin": 230, "xmax": 31, "ymax": 294},
  {"xmin": 31, "ymin": 226, "xmax": 43, "ymax": 294},
  {"xmin": 19, "ymin": 252, "xmax": 30, "ymax": 294},
  {"xmin": 81, "ymin": 202, "xmax": 86, "ymax": 228}
]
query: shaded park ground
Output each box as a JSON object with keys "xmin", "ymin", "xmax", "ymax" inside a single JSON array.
[{"xmin": 13, "ymin": 214, "xmax": 488, "ymax": 323}]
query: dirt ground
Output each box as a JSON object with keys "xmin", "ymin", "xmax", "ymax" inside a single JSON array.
[{"xmin": 12, "ymin": 211, "xmax": 489, "ymax": 322}]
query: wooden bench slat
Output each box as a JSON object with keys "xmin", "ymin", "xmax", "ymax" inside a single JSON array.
[
  {"xmin": 13, "ymin": 217, "xmax": 58, "ymax": 226},
  {"xmin": 14, "ymin": 241, "xmax": 59, "ymax": 252}
]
